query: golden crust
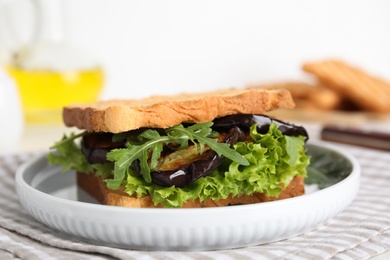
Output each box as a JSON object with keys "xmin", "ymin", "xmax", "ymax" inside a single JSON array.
[
  {"xmin": 77, "ymin": 172, "xmax": 305, "ymax": 208},
  {"xmin": 63, "ymin": 88, "xmax": 295, "ymax": 133}
]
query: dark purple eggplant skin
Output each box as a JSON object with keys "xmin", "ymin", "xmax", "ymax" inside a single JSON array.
[
  {"xmin": 151, "ymin": 152, "xmax": 222, "ymax": 187},
  {"xmin": 150, "ymin": 126, "xmax": 246, "ymax": 187},
  {"xmin": 81, "ymin": 133, "xmax": 125, "ymax": 164},
  {"xmin": 212, "ymin": 114, "xmax": 308, "ymax": 141},
  {"xmin": 150, "ymin": 115, "xmax": 308, "ymax": 187}
]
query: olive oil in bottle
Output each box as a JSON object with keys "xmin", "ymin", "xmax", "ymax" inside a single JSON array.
[
  {"xmin": 6, "ymin": 65, "xmax": 104, "ymax": 123},
  {"xmin": 4, "ymin": 0, "xmax": 104, "ymax": 123}
]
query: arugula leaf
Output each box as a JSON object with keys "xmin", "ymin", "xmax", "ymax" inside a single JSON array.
[
  {"xmin": 168, "ymin": 123, "xmax": 249, "ymax": 166},
  {"xmin": 139, "ymin": 130, "xmax": 165, "ymax": 170},
  {"xmin": 106, "ymin": 133, "xmax": 169, "ymax": 187},
  {"xmin": 124, "ymin": 122, "xmax": 310, "ymax": 207},
  {"xmin": 106, "ymin": 123, "xmax": 249, "ymax": 189}
]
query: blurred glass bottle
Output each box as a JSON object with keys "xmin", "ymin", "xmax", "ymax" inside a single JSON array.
[{"xmin": 4, "ymin": 0, "xmax": 104, "ymax": 123}]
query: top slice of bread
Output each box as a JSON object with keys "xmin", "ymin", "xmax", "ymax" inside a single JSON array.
[{"xmin": 63, "ymin": 88, "xmax": 295, "ymax": 133}]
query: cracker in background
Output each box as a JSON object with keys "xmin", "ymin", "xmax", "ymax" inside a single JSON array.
[
  {"xmin": 249, "ymin": 81, "xmax": 342, "ymax": 110},
  {"xmin": 303, "ymin": 60, "xmax": 390, "ymax": 113}
]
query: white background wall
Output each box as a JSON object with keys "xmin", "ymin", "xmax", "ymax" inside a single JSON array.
[{"xmin": 1, "ymin": 0, "xmax": 390, "ymax": 100}]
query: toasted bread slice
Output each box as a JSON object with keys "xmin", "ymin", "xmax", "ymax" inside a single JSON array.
[
  {"xmin": 63, "ymin": 88, "xmax": 295, "ymax": 133},
  {"xmin": 77, "ymin": 172, "xmax": 305, "ymax": 208}
]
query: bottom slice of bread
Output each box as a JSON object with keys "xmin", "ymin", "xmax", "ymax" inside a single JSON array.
[{"xmin": 77, "ymin": 172, "xmax": 305, "ymax": 208}]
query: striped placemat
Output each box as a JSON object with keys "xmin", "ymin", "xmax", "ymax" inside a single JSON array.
[{"xmin": 1, "ymin": 143, "xmax": 390, "ymax": 260}]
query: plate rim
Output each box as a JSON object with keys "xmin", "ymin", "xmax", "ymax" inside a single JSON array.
[
  {"xmin": 15, "ymin": 140, "xmax": 360, "ymax": 213},
  {"xmin": 14, "ymin": 140, "xmax": 361, "ymax": 250}
]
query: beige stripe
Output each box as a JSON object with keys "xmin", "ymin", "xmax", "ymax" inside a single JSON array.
[
  {"xmin": 351, "ymin": 202, "xmax": 390, "ymax": 210},
  {"xmin": 339, "ymin": 210, "xmax": 390, "ymax": 221},
  {"xmin": 0, "ymin": 207, "xmax": 28, "ymax": 222},
  {"xmin": 0, "ymin": 193, "xmax": 19, "ymax": 204},
  {"xmin": 333, "ymin": 219, "xmax": 390, "ymax": 230},
  {"xmin": 327, "ymin": 238, "xmax": 366, "ymax": 248},
  {"xmin": 0, "ymin": 182, "xmax": 18, "ymax": 198},
  {"xmin": 344, "ymin": 207, "xmax": 388, "ymax": 217},
  {"xmin": 283, "ymin": 247, "xmax": 333, "ymax": 259},
  {"xmin": 358, "ymin": 190, "xmax": 390, "ymax": 198},
  {"xmin": 359, "ymin": 180, "xmax": 389, "ymax": 187},
  {"xmin": 345, "ymin": 208, "xmax": 390, "ymax": 217},
  {"xmin": 341, "ymin": 249, "xmax": 368, "ymax": 259},
  {"xmin": 299, "ymin": 238, "xmax": 358, "ymax": 248},
  {"xmin": 223, "ymin": 250, "xmax": 268, "ymax": 260},
  {"xmin": 0, "ymin": 230, "xmax": 56, "ymax": 260},
  {"xmin": 1, "ymin": 153, "xmax": 35, "ymax": 170},
  {"xmin": 346, "ymin": 247, "xmax": 373, "ymax": 259},
  {"xmin": 235, "ymin": 249, "xmax": 280, "ymax": 259},
  {"xmin": 362, "ymin": 165, "xmax": 389, "ymax": 171},
  {"xmin": 330, "ymin": 229, "xmax": 390, "ymax": 256},
  {"xmin": 334, "ymin": 213, "xmax": 389, "ymax": 222},
  {"xmin": 0, "ymin": 164, "xmax": 15, "ymax": 178},
  {"xmin": 264, "ymin": 243, "xmax": 338, "ymax": 260},
  {"xmin": 1, "ymin": 227, "xmax": 128, "ymax": 260},
  {"xmin": 360, "ymin": 239, "xmax": 388, "ymax": 254},
  {"xmin": 144, "ymin": 251, "xmax": 211, "ymax": 260},
  {"xmin": 346, "ymin": 201, "xmax": 389, "ymax": 209},
  {"xmin": 354, "ymin": 192, "xmax": 390, "ymax": 199},
  {"xmin": 360, "ymin": 186, "xmax": 390, "ymax": 192},
  {"xmin": 0, "ymin": 249, "xmax": 17, "ymax": 260},
  {"xmin": 278, "ymin": 236, "xmax": 379, "ymax": 260},
  {"xmin": 2, "ymin": 220, "xmax": 156, "ymax": 260},
  {"xmin": 258, "ymin": 249, "xmax": 293, "ymax": 258},
  {"xmin": 363, "ymin": 175, "xmax": 390, "ymax": 181},
  {"xmin": 287, "ymin": 234, "xmax": 363, "ymax": 247},
  {"xmin": 243, "ymin": 247, "xmax": 290, "ymax": 258}
]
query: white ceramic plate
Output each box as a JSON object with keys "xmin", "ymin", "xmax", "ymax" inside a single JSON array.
[{"xmin": 15, "ymin": 141, "xmax": 360, "ymax": 251}]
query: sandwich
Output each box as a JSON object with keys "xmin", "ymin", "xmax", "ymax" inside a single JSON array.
[{"xmin": 48, "ymin": 88, "xmax": 310, "ymax": 208}]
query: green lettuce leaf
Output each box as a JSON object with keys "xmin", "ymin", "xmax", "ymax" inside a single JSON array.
[
  {"xmin": 124, "ymin": 123, "xmax": 310, "ymax": 207},
  {"xmin": 48, "ymin": 122, "xmax": 310, "ymax": 208},
  {"xmin": 48, "ymin": 132, "xmax": 112, "ymax": 179},
  {"xmin": 48, "ymin": 132, "xmax": 93, "ymax": 173}
]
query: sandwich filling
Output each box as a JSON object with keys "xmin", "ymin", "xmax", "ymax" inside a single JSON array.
[{"xmin": 49, "ymin": 114, "xmax": 310, "ymax": 207}]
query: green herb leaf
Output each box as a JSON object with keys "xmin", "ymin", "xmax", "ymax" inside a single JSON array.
[
  {"xmin": 106, "ymin": 133, "xmax": 170, "ymax": 185},
  {"xmin": 139, "ymin": 130, "xmax": 164, "ymax": 170},
  {"xmin": 106, "ymin": 123, "xmax": 249, "ymax": 188},
  {"xmin": 124, "ymin": 122, "xmax": 310, "ymax": 207},
  {"xmin": 167, "ymin": 123, "xmax": 249, "ymax": 166}
]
